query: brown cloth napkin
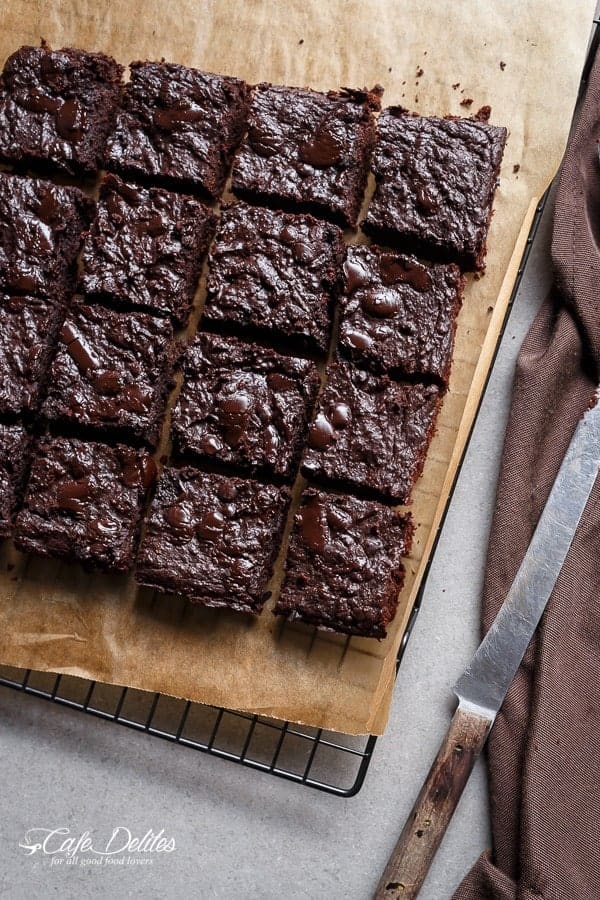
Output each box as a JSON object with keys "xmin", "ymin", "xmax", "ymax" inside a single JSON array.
[{"xmin": 452, "ymin": 44, "xmax": 600, "ymax": 900}]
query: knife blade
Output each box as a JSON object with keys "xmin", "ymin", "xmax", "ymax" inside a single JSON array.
[{"xmin": 374, "ymin": 393, "xmax": 600, "ymax": 900}]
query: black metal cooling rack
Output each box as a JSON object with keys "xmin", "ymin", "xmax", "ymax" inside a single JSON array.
[{"xmin": 1, "ymin": 18, "xmax": 598, "ymax": 798}]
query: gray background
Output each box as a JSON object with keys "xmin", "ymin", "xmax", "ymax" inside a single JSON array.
[{"xmin": 0, "ymin": 193, "xmax": 555, "ymax": 899}]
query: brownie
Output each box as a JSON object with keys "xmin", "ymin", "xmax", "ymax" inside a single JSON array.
[
  {"xmin": 275, "ymin": 488, "xmax": 413, "ymax": 638},
  {"xmin": 0, "ymin": 424, "xmax": 31, "ymax": 537},
  {"xmin": 171, "ymin": 333, "xmax": 320, "ymax": 479},
  {"xmin": 0, "ymin": 42, "xmax": 123, "ymax": 176},
  {"xmin": 14, "ymin": 436, "xmax": 156, "ymax": 571},
  {"xmin": 0, "ymin": 171, "xmax": 94, "ymax": 301},
  {"xmin": 231, "ymin": 84, "xmax": 382, "ymax": 227},
  {"xmin": 301, "ymin": 359, "xmax": 441, "ymax": 504},
  {"xmin": 136, "ymin": 467, "xmax": 290, "ymax": 613},
  {"xmin": 203, "ymin": 202, "xmax": 343, "ymax": 354},
  {"xmin": 105, "ymin": 60, "xmax": 250, "ymax": 198},
  {"xmin": 42, "ymin": 303, "xmax": 177, "ymax": 447},
  {"xmin": 338, "ymin": 245, "xmax": 464, "ymax": 385},
  {"xmin": 81, "ymin": 174, "xmax": 216, "ymax": 326},
  {"xmin": 363, "ymin": 108, "xmax": 507, "ymax": 270}
]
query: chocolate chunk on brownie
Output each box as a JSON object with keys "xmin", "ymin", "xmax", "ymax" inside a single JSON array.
[
  {"xmin": 136, "ymin": 467, "xmax": 290, "ymax": 613},
  {"xmin": 0, "ymin": 171, "xmax": 94, "ymax": 301},
  {"xmin": 339, "ymin": 245, "xmax": 464, "ymax": 385},
  {"xmin": 42, "ymin": 303, "xmax": 177, "ymax": 447},
  {"xmin": 105, "ymin": 60, "xmax": 250, "ymax": 198},
  {"xmin": 0, "ymin": 42, "xmax": 123, "ymax": 176},
  {"xmin": 0, "ymin": 295, "xmax": 65, "ymax": 416},
  {"xmin": 81, "ymin": 175, "xmax": 216, "ymax": 326},
  {"xmin": 14, "ymin": 436, "xmax": 156, "ymax": 571},
  {"xmin": 275, "ymin": 488, "xmax": 413, "ymax": 638},
  {"xmin": 231, "ymin": 84, "xmax": 382, "ymax": 227},
  {"xmin": 363, "ymin": 109, "xmax": 507, "ymax": 270},
  {"xmin": 0, "ymin": 424, "xmax": 31, "ymax": 537},
  {"xmin": 203, "ymin": 202, "xmax": 343, "ymax": 354},
  {"xmin": 171, "ymin": 333, "xmax": 320, "ymax": 479},
  {"xmin": 301, "ymin": 359, "xmax": 441, "ymax": 504}
]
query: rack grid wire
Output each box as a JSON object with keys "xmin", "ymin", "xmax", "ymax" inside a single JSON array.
[{"xmin": 1, "ymin": 19, "xmax": 598, "ymax": 797}]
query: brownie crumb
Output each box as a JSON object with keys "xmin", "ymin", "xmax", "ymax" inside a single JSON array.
[
  {"xmin": 513, "ymin": 163, "xmax": 520, "ymax": 174},
  {"xmin": 460, "ymin": 98, "xmax": 473, "ymax": 108},
  {"xmin": 500, "ymin": 61, "xmax": 506, "ymax": 70},
  {"xmin": 475, "ymin": 105, "xmax": 492, "ymax": 122},
  {"xmin": 452, "ymin": 82, "xmax": 460, "ymax": 90}
]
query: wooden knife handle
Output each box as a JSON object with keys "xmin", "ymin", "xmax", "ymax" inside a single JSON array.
[{"xmin": 373, "ymin": 706, "xmax": 491, "ymax": 900}]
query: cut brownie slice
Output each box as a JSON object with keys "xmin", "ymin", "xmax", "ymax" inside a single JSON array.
[
  {"xmin": 14, "ymin": 436, "xmax": 156, "ymax": 571},
  {"xmin": 363, "ymin": 108, "xmax": 507, "ymax": 270},
  {"xmin": 0, "ymin": 295, "xmax": 65, "ymax": 416},
  {"xmin": 0, "ymin": 171, "xmax": 94, "ymax": 301},
  {"xmin": 136, "ymin": 467, "xmax": 290, "ymax": 613},
  {"xmin": 0, "ymin": 424, "xmax": 31, "ymax": 537},
  {"xmin": 81, "ymin": 175, "xmax": 216, "ymax": 326},
  {"xmin": 301, "ymin": 359, "xmax": 441, "ymax": 504},
  {"xmin": 0, "ymin": 42, "xmax": 123, "ymax": 175},
  {"xmin": 339, "ymin": 245, "xmax": 464, "ymax": 385},
  {"xmin": 105, "ymin": 60, "xmax": 250, "ymax": 198},
  {"xmin": 42, "ymin": 303, "xmax": 178, "ymax": 447},
  {"xmin": 275, "ymin": 488, "xmax": 413, "ymax": 638},
  {"xmin": 171, "ymin": 333, "xmax": 320, "ymax": 479},
  {"xmin": 231, "ymin": 84, "xmax": 382, "ymax": 227},
  {"xmin": 203, "ymin": 203, "xmax": 344, "ymax": 354}
]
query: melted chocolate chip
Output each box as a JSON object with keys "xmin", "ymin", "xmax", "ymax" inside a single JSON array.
[
  {"xmin": 299, "ymin": 494, "xmax": 326, "ymax": 552},
  {"xmin": 344, "ymin": 256, "xmax": 371, "ymax": 293},
  {"xmin": 153, "ymin": 106, "xmax": 203, "ymax": 131},
  {"xmin": 197, "ymin": 509, "xmax": 225, "ymax": 541},
  {"xmin": 56, "ymin": 98, "xmax": 85, "ymax": 141},
  {"xmin": 308, "ymin": 413, "xmax": 335, "ymax": 449},
  {"xmin": 300, "ymin": 129, "xmax": 342, "ymax": 167},
  {"xmin": 414, "ymin": 184, "xmax": 438, "ymax": 216},
  {"xmin": 61, "ymin": 323, "xmax": 100, "ymax": 373},
  {"xmin": 56, "ymin": 479, "xmax": 92, "ymax": 515},
  {"xmin": 164, "ymin": 503, "xmax": 195, "ymax": 541},
  {"xmin": 379, "ymin": 255, "xmax": 432, "ymax": 291}
]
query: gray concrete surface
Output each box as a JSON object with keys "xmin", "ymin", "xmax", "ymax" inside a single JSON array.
[{"xmin": 0, "ymin": 193, "xmax": 555, "ymax": 900}]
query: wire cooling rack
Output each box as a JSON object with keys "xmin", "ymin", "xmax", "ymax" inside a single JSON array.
[{"xmin": 1, "ymin": 18, "xmax": 598, "ymax": 797}]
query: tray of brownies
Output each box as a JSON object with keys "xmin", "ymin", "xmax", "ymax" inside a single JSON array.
[{"xmin": 0, "ymin": 0, "xmax": 588, "ymax": 736}]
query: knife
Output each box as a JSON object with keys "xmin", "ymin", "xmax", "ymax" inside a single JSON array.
[{"xmin": 374, "ymin": 392, "xmax": 600, "ymax": 900}]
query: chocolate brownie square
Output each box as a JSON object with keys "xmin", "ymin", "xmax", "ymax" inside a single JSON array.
[
  {"xmin": 275, "ymin": 488, "xmax": 413, "ymax": 638},
  {"xmin": 0, "ymin": 424, "xmax": 31, "ymax": 537},
  {"xmin": 231, "ymin": 84, "xmax": 382, "ymax": 227},
  {"xmin": 14, "ymin": 436, "xmax": 156, "ymax": 571},
  {"xmin": 203, "ymin": 202, "xmax": 344, "ymax": 354},
  {"xmin": 171, "ymin": 333, "xmax": 320, "ymax": 479},
  {"xmin": 339, "ymin": 245, "xmax": 464, "ymax": 385},
  {"xmin": 0, "ymin": 171, "xmax": 94, "ymax": 301},
  {"xmin": 105, "ymin": 61, "xmax": 250, "ymax": 198},
  {"xmin": 0, "ymin": 295, "xmax": 65, "ymax": 416},
  {"xmin": 301, "ymin": 359, "xmax": 441, "ymax": 504},
  {"xmin": 42, "ymin": 303, "xmax": 177, "ymax": 447},
  {"xmin": 81, "ymin": 175, "xmax": 216, "ymax": 326},
  {"xmin": 136, "ymin": 467, "xmax": 290, "ymax": 613},
  {"xmin": 0, "ymin": 42, "xmax": 123, "ymax": 175},
  {"xmin": 363, "ymin": 109, "xmax": 507, "ymax": 270}
]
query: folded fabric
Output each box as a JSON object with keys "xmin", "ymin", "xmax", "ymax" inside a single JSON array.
[{"xmin": 453, "ymin": 44, "xmax": 600, "ymax": 900}]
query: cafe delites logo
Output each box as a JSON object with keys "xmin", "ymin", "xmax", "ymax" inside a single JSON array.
[{"xmin": 19, "ymin": 826, "xmax": 176, "ymax": 867}]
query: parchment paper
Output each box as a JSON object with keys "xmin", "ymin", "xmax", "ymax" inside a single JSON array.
[{"xmin": 0, "ymin": 0, "xmax": 594, "ymax": 734}]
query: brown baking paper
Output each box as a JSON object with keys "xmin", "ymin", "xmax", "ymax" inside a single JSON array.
[{"xmin": 0, "ymin": 0, "xmax": 594, "ymax": 734}]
